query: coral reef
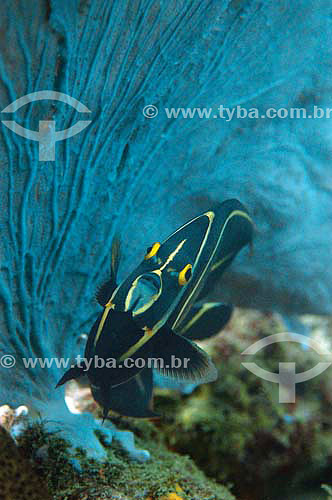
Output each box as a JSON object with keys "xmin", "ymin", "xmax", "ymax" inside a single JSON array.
[
  {"xmin": 0, "ymin": 2, "xmax": 332, "ymax": 496},
  {"xmin": 2, "ymin": 308, "xmax": 332, "ymax": 499},
  {"xmin": 6, "ymin": 419, "xmax": 235, "ymax": 500},
  {"xmin": 1, "ymin": 0, "xmax": 332, "ymax": 461},
  {"xmin": 0, "ymin": 426, "xmax": 51, "ymax": 500},
  {"xmin": 155, "ymin": 309, "xmax": 332, "ymax": 500}
]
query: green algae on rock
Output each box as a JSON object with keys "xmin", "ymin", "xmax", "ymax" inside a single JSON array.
[
  {"xmin": 0, "ymin": 425, "xmax": 51, "ymax": 500},
  {"xmin": 14, "ymin": 419, "xmax": 236, "ymax": 500},
  {"xmin": 154, "ymin": 309, "xmax": 332, "ymax": 500}
]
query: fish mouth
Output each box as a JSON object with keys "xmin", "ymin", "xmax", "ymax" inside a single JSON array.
[{"xmin": 127, "ymin": 272, "xmax": 162, "ymax": 314}]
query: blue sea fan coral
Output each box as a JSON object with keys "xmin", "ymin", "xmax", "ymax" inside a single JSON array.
[{"xmin": 0, "ymin": 0, "xmax": 331, "ymax": 458}]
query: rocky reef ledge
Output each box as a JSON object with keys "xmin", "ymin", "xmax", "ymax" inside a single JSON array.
[{"xmin": 0, "ymin": 416, "xmax": 235, "ymax": 500}]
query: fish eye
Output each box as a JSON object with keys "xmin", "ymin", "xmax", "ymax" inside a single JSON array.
[
  {"xmin": 144, "ymin": 242, "xmax": 161, "ymax": 260},
  {"xmin": 178, "ymin": 264, "xmax": 192, "ymax": 286}
]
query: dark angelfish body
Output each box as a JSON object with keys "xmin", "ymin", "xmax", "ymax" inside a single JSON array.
[
  {"xmin": 91, "ymin": 367, "xmax": 157, "ymax": 419},
  {"xmin": 57, "ymin": 199, "xmax": 254, "ymax": 419},
  {"xmin": 177, "ymin": 302, "xmax": 233, "ymax": 340}
]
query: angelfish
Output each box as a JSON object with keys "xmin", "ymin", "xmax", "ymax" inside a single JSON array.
[{"xmin": 57, "ymin": 199, "xmax": 254, "ymax": 418}]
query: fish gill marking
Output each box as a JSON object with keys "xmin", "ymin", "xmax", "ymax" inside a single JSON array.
[
  {"xmin": 172, "ymin": 209, "xmax": 252, "ymax": 331},
  {"xmin": 124, "ymin": 275, "xmax": 140, "ymax": 312}
]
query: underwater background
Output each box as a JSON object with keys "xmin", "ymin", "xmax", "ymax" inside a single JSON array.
[{"xmin": 1, "ymin": 1, "xmax": 332, "ymax": 499}]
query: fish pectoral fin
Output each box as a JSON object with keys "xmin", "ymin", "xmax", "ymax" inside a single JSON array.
[
  {"xmin": 55, "ymin": 365, "xmax": 84, "ymax": 388},
  {"xmin": 150, "ymin": 326, "xmax": 218, "ymax": 384},
  {"xmin": 179, "ymin": 302, "xmax": 233, "ymax": 340}
]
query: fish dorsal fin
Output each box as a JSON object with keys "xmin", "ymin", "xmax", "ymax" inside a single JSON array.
[
  {"xmin": 96, "ymin": 238, "xmax": 121, "ymax": 306},
  {"xmin": 111, "ymin": 237, "xmax": 121, "ymax": 279},
  {"xmin": 96, "ymin": 279, "xmax": 117, "ymax": 306}
]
